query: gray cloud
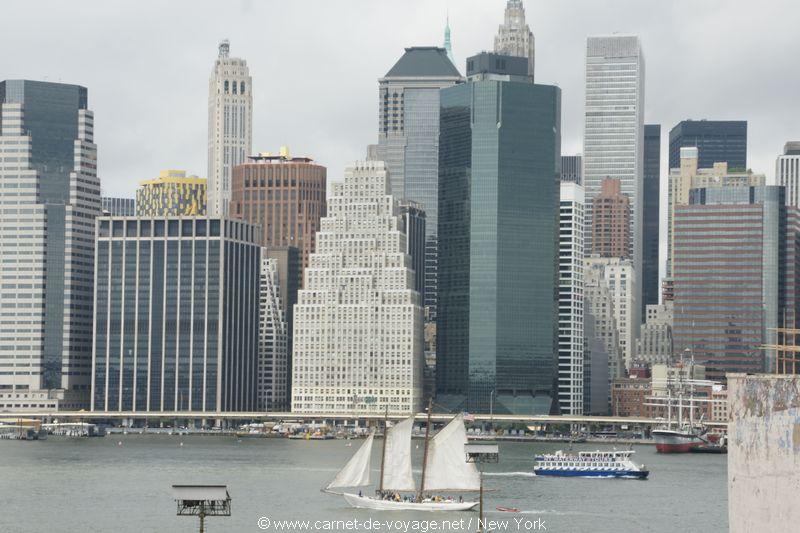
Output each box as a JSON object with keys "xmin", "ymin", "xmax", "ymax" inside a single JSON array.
[{"xmin": 3, "ymin": 0, "xmax": 797, "ymax": 199}]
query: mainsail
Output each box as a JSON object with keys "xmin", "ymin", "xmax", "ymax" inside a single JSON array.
[
  {"xmin": 421, "ymin": 413, "xmax": 480, "ymax": 491},
  {"xmin": 326, "ymin": 432, "xmax": 374, "ymax": 490},
  {"xmin": 381, "ymin": 417, "xmax": 416, "ymax": 492}
]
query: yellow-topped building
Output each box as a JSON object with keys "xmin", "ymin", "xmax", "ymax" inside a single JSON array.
[{"xmin": 136, "ymin": 170, "xmax": 207, "ymax": 216}]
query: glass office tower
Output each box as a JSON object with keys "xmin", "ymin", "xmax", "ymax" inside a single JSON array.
[
  {"xmin": 91, "ymin": 217, "xmax": 261, "ymax": 413},
  {"xmin": 437, "ymin": 53, "xmax": 560, "ymax": 414},
  {"xmin": 668, "ymin": 120, "xmax": 747, "ymax": 170},
  {"xmin": 642, "ymin": 124, "xmax": 661, "ymax": 310}
]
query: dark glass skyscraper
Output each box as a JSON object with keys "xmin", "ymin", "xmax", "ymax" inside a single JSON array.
[
  {"xmin": 668, "ymin": 120, "xmax": 747, "ymax": 170},
  {"xmin": 91, "ymin": 216, "xmax": 262, "ymax": 412},
  {"xmin": 642, "ymin": 124, "xmax": 661, "ymax": 312},
  {"xmin": 437, "ymin": 53, "xmax": 560, "ymax": 415}
]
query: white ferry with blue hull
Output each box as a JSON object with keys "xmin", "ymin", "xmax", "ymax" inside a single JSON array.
[{"xmin": 533, "ymin": 450, "xmax": 649, "ymax": 479}]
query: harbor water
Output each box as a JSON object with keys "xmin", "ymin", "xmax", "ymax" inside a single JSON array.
[{"xmin": 0, "ymin": 436, "xmax": 727, "ymax": 532}]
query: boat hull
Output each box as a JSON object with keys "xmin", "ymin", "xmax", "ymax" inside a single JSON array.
[
  {"xmin": 342, "ymin": 493, "xmax": 478, "ymax": 511},
  {"xmin": 652, "ymin": 430, "xmax": 705, "ymax": 453},
  {"xmin": 533, "ymin": 469, "xmax": 648, "ymax": 479}
]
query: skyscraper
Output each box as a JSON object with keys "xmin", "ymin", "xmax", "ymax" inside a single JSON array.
[
  {"xmin": 668, "ymin": 120, "xmax": 747, "ymax": 171},
  {"xmin": 0, "ymin": 80, "xmax": 100, "ymax": 411},
  {"xmin": 376, "ymin": 46, "xmax": 462, "ymax": 320},
  {"xmin": 558, "ymin": 182, "xmax": 585, "ymax": 414},
  {"xmin": 494, "ymin": 0, "xmax": 536, "ymax": 78},
  {"xmin": 443, "ymin": 15, "xmax": 454, "ymax": 64},
  {"xmin": 231, "ymin": 151, "xmax": 327, "ymax": 289},
  {"xmin": 398, "ymin": 200, "xmax": 427, "ymax": 301},
  {"xmin": 666, "ymin": 147, "xmax": 765, "ymax": 277},
  {"xmin": 591, "ymin": 178, "xmax": 631, "ymax": 260},
  {"xmin": 258, "ymin": 256, "xmax": 288, "ymax": 412},
  {"xmin": 437, "ymin": 53, "xmax": 560, "ymax": 415},
  {"xmin": 672, "ymin": 186, "xmax": 799, "ymax": 380},
  {"xmin": 777, "ymin": 141, "xmax": 800, "ymax": 207},
  {"xmin": 583, "ymin": 35, "xmax": 645, "ymax": 336},
  {"xmin": 91, "ymin": 216, "xmax": 262, "ymax": 412},
  {"xmin": 586, "ymin": 257, "xmax": 637, "ymax": 370},
  {"xmin": 642, "ymin": 124, "xmax": 661, "ymax": 310},
  {"xmin": 560, "ymin": 155, "xmax": 582, "ymax": 184},
  {"xmin": 207, "ymin": 40, "xmax": 252, "ymax": 217},
  {"xmin": 291, "ymin": 161, "xmax": 423, "ymax": 416},
  {"xmin": 136, "ymin": 170, "xmax": 207, "ymax": 216}
]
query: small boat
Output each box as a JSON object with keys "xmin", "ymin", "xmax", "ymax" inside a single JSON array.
[
  {"xmin": 533, "ymin": 450, "xmax": 649, "ymax": 479},
  {"xmin": 496, "ymin": 506, "xmax": 521, "ymax": 513},
  {"xmin": 323, "ymin": 406, "xmax": 480, "ymax": 512}
]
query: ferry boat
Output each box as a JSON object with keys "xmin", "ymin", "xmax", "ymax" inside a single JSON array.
[{"xmin": 533, "ymin": 450, "xmax": 649, "ymax": 479}]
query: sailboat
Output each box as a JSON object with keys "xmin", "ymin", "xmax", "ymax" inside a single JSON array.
[{"xmin": 324, "ymin": 413, "xmax": 480, "ymax": 511}]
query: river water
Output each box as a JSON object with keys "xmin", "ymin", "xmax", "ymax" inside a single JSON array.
[{"xmin": 0, "ymin": 435, "xmax": 727, "ymax": 532}]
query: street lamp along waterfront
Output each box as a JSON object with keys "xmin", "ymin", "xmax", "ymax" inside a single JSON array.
[{"xmin": 172, "ymin": 485, "xmax": 231, "ymax": 532}]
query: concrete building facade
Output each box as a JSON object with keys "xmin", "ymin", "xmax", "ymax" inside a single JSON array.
[
  {"xmin": 207, "ymin": 40, "xmax": 252, "ymax": 217},
  {"xmin": 637, "ymin": 302, "xmax": 674, "ymax": 366},
  {"xmin": 586, "ymin": 257, "xmax": 636, "ymax": 371},
  {"xmin": 558, "ymin": 182, "xmax": 585, "ymax": 414},
  {"xmin": 493, "ymin": 0, "xmax": 536, "ymax": 77},
  {"xmin": 91, "ymin": 216, "xmax": 262, "ymax": 413},
  {"xmin": 291, "ymin": 161, "xmax": 424, "ymax": 416},
  {"xmin": 231, "ymin": 151, "xmax": 327, "ymax": 289},
  {"xmin": 583, "ymin": 35, "xmax": 644, "ymax": 341},
  {"xmin": 0, "ymin": 80, "xmax": 101, "ymax": 411},
  {"xmin": 258, "ymin": 256, "xmax": 288, "ymax": 412},
  {"xmin": 591, "ymin": 178, "xmax": 631, "ymax": 260}
]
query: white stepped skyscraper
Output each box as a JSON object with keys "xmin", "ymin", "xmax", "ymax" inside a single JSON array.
[
  {"xmin": 291, "ymin": 160, "xmax": 424, "ymax": 416},
  {"xmin": 259, "ymin": 255, "xmax": 288, "ymax": 412},
  {"xmin": 207, "ymin": 39, "xmax": 252, "ymax": 217},
  {"xmin": 494, "ymin": 0, "xmax": 535, "ymax": 77}
]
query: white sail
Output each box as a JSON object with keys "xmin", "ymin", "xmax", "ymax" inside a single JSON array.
[
  {"xmin": 326, "ymin": 432, "xmax": 374, "ymax": 490},
  {"xmin": 422, "ymin": 413, "xmax": 480, "ymax": 491},
  {"xmin": 381, "ymin": 417, "xmax": 416, "ymax": 492}
]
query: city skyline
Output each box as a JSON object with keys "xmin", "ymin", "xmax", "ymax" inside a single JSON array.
[{"xmin": 3, "ymin": 0, "xmax": 796, "ymax": 201}]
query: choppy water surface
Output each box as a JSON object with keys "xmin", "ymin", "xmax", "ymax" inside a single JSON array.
[{"xmin": 0, "ymin": 436, "xmax": 727, "ymax": 532}]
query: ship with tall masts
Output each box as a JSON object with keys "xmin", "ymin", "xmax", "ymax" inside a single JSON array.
[
  {"xmin": 323, "ymin": 408, "xmax": 480, "ymax": 511},
  {"xmin": 646, "ymin": 354, "xmax": 716, "ymax": 453}
]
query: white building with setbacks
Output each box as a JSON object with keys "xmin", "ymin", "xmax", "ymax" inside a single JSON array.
[
  {"xmin": 291, "ymin": 160, "xmax": 424, "ymax": 416},
  {"xmin": 207, "ymin": 39, "xmax": 252, "ymax": 217}
]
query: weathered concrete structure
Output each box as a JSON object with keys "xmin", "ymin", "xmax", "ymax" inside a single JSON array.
[{"xmin": 728, "ymin": 374, "xmax": 800, "ymax": 533}]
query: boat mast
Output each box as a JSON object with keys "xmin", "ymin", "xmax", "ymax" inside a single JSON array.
[
  {"xmin": 416, "ymin": 398, "xmax": 433, "ymax": 502},
  {"xmin": 379, "ymin": 405, "xmax": 388, "ymax": 493}
]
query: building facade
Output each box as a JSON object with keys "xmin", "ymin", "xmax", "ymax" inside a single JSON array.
[
  {"xmin": 102, "ymin": 197, "xmax": 136, "ymax": 216},
  {"xmin": 258, "ymin": 256, "xmax": 288, "ymax": 412},
  {"xmin": 583, "ymin": 35, "xmax": 644, "ymax": 338},
  {"xmin": 667, "ymin": 147, "xmax": 765, "ymax": 277},
  {"xmin": 560, "ymin": 155, "xmax": 582, "ymax": 184},
  {"xmin": 291, "ymin": 161, "xmax": 424, "ymax": 416},
  {"xmin": 376, "ymin": 46, "xmax": 462, "ymax": 320},
  {"xmin": 591, "ymin": 178, "xmax": 631, "ymax": 260},
  {"xmin": 0, "ymin": 80, "xmax": 100, "ymax": 411},
  {"xmin": 437, "ymin": 53, "xmax": 560, "ymax": 414},
  {"xmin": 637, "ymin": 302, "xmax": 674, "ymax": 366},
  {"xmin": 668, "ymin": 120, "xmax": 747, "ymax": 171},
  {"xmin": 643, "ymin": 124, "xmax": 661, "ymax": 310},
  {"xmin": 777, "ymin": 141, "xmax": 800, "ymax": 208},
  {"xmin": 584, "ymin": 270, "xmax": 620, "ymax": 415},
  {"xmin": 91, "ymin": 216, "xmax": 261, "ymax": 413},
  {"xmin": 231, "ymin": 152, "xmax": 327, "ymax": 289},
  {"xmin": 398, "ymin": 200, "xmax": 427, "ymax": 301},
  {"xmin": 136, "ymin": 170, "xmax": 207, "ymax": 216},
  {"xmin": 673, "ymin": 185, "xmax": 800, "ymax": 380},
  {"xmin": 494, "ymin": 0, "xmax": 536, "ymax": 77},
  {"xmin": 558, "ymin": 182, "xmax": 585, "ymax": 414},
  {"xmin": 586, "ymin": 257, "xmax": 636, "ymax": 370},
  {"xmin": 207, "ymin": 40, "xmax": 252, "ymax": 217}
]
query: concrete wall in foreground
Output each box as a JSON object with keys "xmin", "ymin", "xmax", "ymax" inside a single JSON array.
[{"xmin": 728, "ymin": 374, "xmax": 800, "ymax": 533}]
